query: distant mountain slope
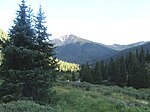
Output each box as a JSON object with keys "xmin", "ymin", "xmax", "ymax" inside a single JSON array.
[
  {"xmin": 111, "ymin": 42, "xmax": 150, "ymax": 58},
  {"xmin": 107, "ymin": 41, "xmax": 148, "ymax": 51},
  {"xmin": 52, "ymin": 35, "xmax": 117, "ymax": 64}
]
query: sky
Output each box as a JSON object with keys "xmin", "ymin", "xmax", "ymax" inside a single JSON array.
[{"xmin": 0, "ymin": 0, "xmax": 150, "ymax": 45}]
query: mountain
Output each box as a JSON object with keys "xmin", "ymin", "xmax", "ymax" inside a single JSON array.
[
  {"xmin": 111, "ymin": 42, "xmax": 150, "ymax": 59},
  {"xmin": 52, "ymin": 34, "xmax": 92, "ymax": 46},
  {"xmin": 52, "ymin": 35, "xmax": 118, "ymax": 64},
  {"xmin": 107, "ymin": 41, "xmax": 148, "ymax": 51}
]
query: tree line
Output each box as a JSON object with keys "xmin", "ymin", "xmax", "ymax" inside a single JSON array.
[
  {"xmin": 80, "ymin": 48, "xmax": 150, "ymax": 89},
  {"xmin": 0, "ymin": 0, "xmax": 57, "ymax": 104}
]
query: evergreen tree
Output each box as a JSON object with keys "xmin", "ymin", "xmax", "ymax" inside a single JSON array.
[
  {"xmin": 0, "ymin": 0, "xmax": 57, "ymax": 103},
  {"xmin": 79, "ymin": 63, "xmax": 92, "ymax": 83},
  {"xmin": 116, "ymin": 56, "xmax": 127, "ymax": 87},
  {"xmin": 0, "ymin": 1, "xmax": 35, "ymax": 103},
  {"xmin": 84, "ymin": 63, "xmax": 92, "ymax": 83},
  {"xmin": 72, "ymin": 72, "xmax": 76, "ymax": 81},
  {"xmin": 137, "ymin": 48, "xmax": 148, "ymax": 88},
  {"xmin": 94, "ymin": 62, "xmax": 102, "ymax": 84},
  {"xmin": 145, "ymin": 63, "xmax": 150, "ymax": 88},
  {"xmin": 136, "ymin": 49, "xmax": 139, "ymax": 60},
  {"xmin": 146, "ymin": 50, "xmax": 150, "ymax": 62},
  {"xmin": 79, "ymin": 64, "xmax": 85, "ymax": 81},
  {"xmin": 34, "ymin": 5, "xmax": 57, "ymax": 71},
  {"xmin": 108, "ymin": 58, "xmax": 117, "ymax": 83},
  {"xmin": 127, "ymin": 51, "xmax": 146, "ymax": 88},
  {"xmin": 30, "ymin": 5, "xmax": 57, "ymax": 102},
  {"xmin": 139, "ymin": 47, "xmax": 145, "ymax": 65},
  {"xmin": 100, "ymin": 60, "xmax": 106, "ymax": 80}
]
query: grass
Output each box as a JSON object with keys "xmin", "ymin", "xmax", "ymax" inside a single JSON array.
[
  {"xmin": 52, "ymin": 81, "xmax": 150, "ymax": 112},
  {"xmin": 0, "ymin": 81, "xmax": 150, "ymax": 112}
]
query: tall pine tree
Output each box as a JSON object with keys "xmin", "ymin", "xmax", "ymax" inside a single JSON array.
[
  {"xmin": 33, "ymin": 5, "xmax": 57, "ymax": 102},
  {"xmin": 116, "ymin": 56, "xmax": 127, "ymax": 87},
  {"xmin": 94, "ymin": 62, "xmax": 102, "ymax": 84},
  {"xmin": 0, "ymin": 0, "xmax": 57, "ymax": 103}
]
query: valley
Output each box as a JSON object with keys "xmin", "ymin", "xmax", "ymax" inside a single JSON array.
[{"xmin": 0, "ymin": 0, "xmax": 150, "ymax": 111}]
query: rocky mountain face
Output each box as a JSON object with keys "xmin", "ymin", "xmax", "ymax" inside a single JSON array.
[{"xmin": 52, "ymin": 34, "xmax": 92, "ymax": 46}]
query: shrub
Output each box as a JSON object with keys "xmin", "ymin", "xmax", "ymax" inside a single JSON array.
[{"xmin": 0, "ymin": 100, "xmax": 55, "ymax": 112}]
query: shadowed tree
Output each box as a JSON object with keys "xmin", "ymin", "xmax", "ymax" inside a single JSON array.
[{"xmin": 0, "ymin": 0, "xmax": 57, "ymax": 104}]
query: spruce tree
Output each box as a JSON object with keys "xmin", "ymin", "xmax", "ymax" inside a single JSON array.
[
  {"xmin": 72, "ymin": 72, "xmax": 76, "ymax": 81},
  {"xmin": 94, "ymin": 62, "xmax": 102, "ymax": 84},
  {"xmin": 30, "ymin": 5, "xmax": 57, "ymax": 103},
  {"xmin": 100, "ymin": 60, "xmax": 106, "ymax": 80},
  {"xmin": 80, "ymin": 63, "xmax": 92, "ymax": 83},
  {"xmin": 108, "ymin": 58, "xmax": 117, "ymax": 83},
  {"xmin": 127, "ymin": 52, "xmax": 145, "ymax": 88},
  {"xmin": 0, "ymin": 0, "xmax": 34, "ymax": 103},
  {"xmin": 116, "ymin": 56, "xmax": 127, "ymax": 87},
  {"xmin": 146, "ymin": 50, "xmax": 150, "ymax": 62},
  {"xmin": 0, "ymin": 0, "xmax": 57, "ymax": 103},
  {"xmin": 79, "ymin": 64, "xmax": 86, "ymax": 82},
  {"xmin": 34, "ymin": 5, "xmax": 57, "ymax": 72},
  {"xmin": 137, "ymin": 48, "xmax": 148, "ymax": 88}
]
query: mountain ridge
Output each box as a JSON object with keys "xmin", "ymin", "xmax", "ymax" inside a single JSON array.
[
  {"xmin": 107, "ymin": 41, "xmax": 149, "ymax": 51},
  {"xmin": 52, "ymin": 34, "xmax": 93, "ymax": 46},
  {"xmin": 52, "ymin": 35, "xmax": 117, "ymax": 64},
  {"xmin": 52, "ymin": 34, "xmax": 149, "ymax": 64}
]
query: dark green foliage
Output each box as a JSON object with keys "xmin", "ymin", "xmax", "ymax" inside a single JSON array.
[
  {"xmin": 34, "ymin": 5, "xmax": 57, "ymax": 71},
  {"xmin": 80, "ymin": 47, "xmax": 150, "ymax": 89},
  {"xmin": 9, "ymin": 0, "xmax": 34, "ymax": 48},
  {"xmin": 57, "ymin": 71, "xmax": 79, "ymax": 81},
  {"xmin": 80, "ymin": 62, "xmax": 103, "ymax": 84},
  {"xmin": 100, "ymin": 60, "xmax": 106, "ymax": 80},
  {"xmin": 0, "ymin": 100, "xmax": 54, "ymax": 112},
  {"xmin": 146, "ymin": 50, "xmax": 150, "ymax": 62},
  {"xmin": 71, "ymin": 72, "xmax": 76, "ymax": 81},
  {"xmin": 108, "ymin": 58, "xmax": 117, "ymax": 82},
  {"xmin": 116, "ymin": 56, "xmax": 127, "ymax": 87},
  {"xmin": 0, "ymin": 0, "xmax": 57, "ymax": 103},
  {"xmin": 0, "ymin": 69, "xmax": 54, "ymax": 103},
  {"xmin": 93, "ymin": 62, "xmax": 102, "ymax": 84},
  {"xmin": 80, "ymin": 63, "xmax": 93, "ymax": 83}
]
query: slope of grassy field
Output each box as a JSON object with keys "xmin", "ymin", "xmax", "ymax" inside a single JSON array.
[
  {"xmin": 0, "ymin": 81, "xmax": 150, "ymax": 112},
  {"xmin": 53, "ymin": 81, "xmax": 150, "ymax": 112}
]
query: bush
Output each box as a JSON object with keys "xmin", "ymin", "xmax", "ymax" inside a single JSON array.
[{"xmin": 0, "ymin": 100, "xmax": 55, "ymax": 112}]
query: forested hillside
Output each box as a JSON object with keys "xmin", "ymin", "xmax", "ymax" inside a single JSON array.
[{"xmin": 80, "ymin": 47, "xmax": 150, "ymax": 88}]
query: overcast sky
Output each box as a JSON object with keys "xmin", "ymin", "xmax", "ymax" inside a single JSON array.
[{"xmin": 0, "ymin": 0, "xmax": 150, "ymax": 45}]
